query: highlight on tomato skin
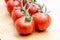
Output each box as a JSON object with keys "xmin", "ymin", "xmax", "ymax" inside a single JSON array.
[
  {"xmin": 6, "ymin": 0, "xmax": 20, "ymax": 14},
  {"xmin": 33, "ymin": 12, "xmax": 51, "ymax": 31},
  {"xmin": 15, "ymin": 16, "xmax": 34, "ymax": 35}
]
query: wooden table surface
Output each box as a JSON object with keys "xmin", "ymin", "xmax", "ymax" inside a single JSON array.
[{"xmin": 0, "ymin": 0, "xmax": 60, "ymax": 40}]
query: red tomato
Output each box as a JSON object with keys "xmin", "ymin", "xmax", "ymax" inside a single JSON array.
[
  {"xmin": 33, "ymin": 12, "xmax": 51, "ymax": 31},
  {"xmin": 15, "ymin": 16, "xmax": 34, "ymax": 35},
  {"xmin": 7, "ymin": 0, "xmax": 20, "ymax": 14},
  {"xmin": 26, "ymin": 3, "xmax": 41, "ymax": 15},
  {"xmin": 12, "ymin": 7, "xmax": 25, "ymax": 21}
]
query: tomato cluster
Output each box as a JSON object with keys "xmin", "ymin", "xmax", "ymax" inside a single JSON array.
[{"xmin": 5, "ymin": 0, "xmax": 51, "ymax": 35}]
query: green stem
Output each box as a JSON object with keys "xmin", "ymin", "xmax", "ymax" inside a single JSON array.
[
  {"xmin": 25, "ymin": 10, "xmax": 31, "ymax": 21},
  {"xmin": 40, "ymin": 5, "xmax": 44, "ymax": 13},
  {"xmin": 21, "ymin": 7, "xmax": 31, "ymax": 21},
  {"xmin": 38, "ymin": 4, "xmax": 47, "ymax": 13},
  {"xmin": 20, "ymin": 0, "xmax": 23, "ymax": 6},
  {"xmin": 43, "ymin": 4, "xmax": 47, "ymax": 13},
  {"xmin": 38, "ymin": 5, "xmax": 43, "ymax": 13},
  {"xmin": 20, "ymin": 0, "xmax": 25, "ymax": 10},
  {"xmin": 20, "ymin": 0, "xmax": 24, "ymax": 10},
  {"xmin": 21, "ymin": 6, "xmax": 25, "ymax": 10},
  {"xmin": 44, "ymin": 4, "xmax": 47, "ymax": 13},
  {"xmin": 20, "ymin": 0, "xmax": 31, "ymax": 21},
  {"xmin": 32, "ymin": 0, "xmax": 35, "ymax": 3},
  {"xmin": 26, "ymin": 0, "xmax": 29, "ymax": 4}
]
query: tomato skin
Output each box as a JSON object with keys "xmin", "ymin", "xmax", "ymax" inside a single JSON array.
[
  {"xmin": 7, "ymin": 0, "xmax": 20, "ymax": 14},
  {"xmin": 26, "ymin": 3, "xmax": 40, "ymax": 15},
  {"xmin": 12, "ymin": 7, "xmax": 25, "ymax": 21},
  {"xmin": 15, "ymin": 16, "xmax": 34, "ymax": 35},
  {"xmin": 33, "ymin": 12, "xmax": 51, "ymax": 31}
]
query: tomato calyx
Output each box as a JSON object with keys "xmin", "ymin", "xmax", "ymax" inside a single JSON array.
[
  {"xmin": 22, "ymin": 8, "xmax": 31, "ymax": 22},
  {"xmin": 25, "ymin": 10, "xmax": 31, "ymax": 22}
]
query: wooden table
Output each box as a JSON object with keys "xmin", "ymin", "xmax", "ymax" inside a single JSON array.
[{"xmin": 0, "ymin": 0, "xmax": 60, "ymax": 40}]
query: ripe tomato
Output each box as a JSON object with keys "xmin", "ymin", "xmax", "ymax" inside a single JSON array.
[
  {"xmin": 33, "ymin": 12, "xmax": 51, "ymax": 31},
  {"xmin": 26, "ymin": 3, "xmax": 41, "ymax": 15},
  {"xmin": 7, "ymin": 0, "xmax": 20, "ymax": 14},
  {"xmin": 15, "ymin": 16, "xmax": 34, "ymax": 35},
  {"xmin": 11, "ymin": 7, "xmax": 25, "ymax": 21}
]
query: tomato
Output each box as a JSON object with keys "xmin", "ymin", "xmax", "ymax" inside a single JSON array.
[
  {"xmin": 26, "ymin": 3, "xmax": 41, "ymax": 15},
  {"xmin": 33, "ymin": 12, "xmax": 51, "ymax": 31},
  {"xmin": 7, "ymin": 0, "xmax": 20, "ymax": 14},
  {"xmin": 15, "ymin": 16, "xmax": 34, "ymax": 35},
  {"xmin": 11, "ymin": 7, "xmax": 25, "ymax": 21}
]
